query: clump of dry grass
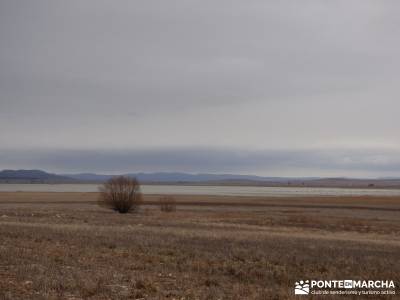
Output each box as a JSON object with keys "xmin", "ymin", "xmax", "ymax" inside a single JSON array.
[{"xmin": 159, "ymin": 196, "xmax": 176, "ymax": 212}]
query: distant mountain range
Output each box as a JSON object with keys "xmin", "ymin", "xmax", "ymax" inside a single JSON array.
[
  {"xmin": 1, "ymin": 169, "xmax": 400, "ymax": 188},
  {"xmin": 63, "ymin": 172, "xmax": 318, "ymax": 183},
  {"xmin": 0, "ymin": 169, "xmax": 77, "ymax": 183}
]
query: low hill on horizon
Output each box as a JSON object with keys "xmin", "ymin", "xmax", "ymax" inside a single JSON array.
[
  {"xmin": 0, "ymin": 169, "xmax": 77, "ymax": 183},
  {"xmin": 65, "ymin": 172, "xmax": 316, "ymax": 183},
  {"xmin": 1, "ymin": 169, "xmax": 400, "ymax": 188}
]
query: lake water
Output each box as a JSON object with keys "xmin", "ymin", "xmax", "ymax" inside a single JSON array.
[{"xmin": 1, "ymin": 184, "xmax": 400, "ymax": 197}]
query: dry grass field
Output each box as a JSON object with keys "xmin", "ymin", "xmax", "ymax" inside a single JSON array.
[{"xmin": 0, "ymin": 192, "xmax": 400, "ymax": 299}]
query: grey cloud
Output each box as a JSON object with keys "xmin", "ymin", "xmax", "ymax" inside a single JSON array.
[{"xmin": 1, "ymin": 1, "xmax": 400, "ymax": 176}]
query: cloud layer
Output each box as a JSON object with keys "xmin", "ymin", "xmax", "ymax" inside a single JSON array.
[
  {"xmin": 1, "ymin": 1, "xmax": 400, "ymax": 176},
  {"xmin": 2, "ymin": 147, "xmax": 400, "ymax": 177}
]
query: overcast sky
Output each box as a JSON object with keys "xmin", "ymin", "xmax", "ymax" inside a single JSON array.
[{"xmin": 1, "ymin": 1, "xmax": 400, "ymax": 177}]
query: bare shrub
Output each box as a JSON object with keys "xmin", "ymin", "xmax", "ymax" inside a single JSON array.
[
  {"xmin": 159, "ymin": 196, "xmax": 176, "ymax": 212},
  {"xmin": 98, "ymin": 176, "xmax": 142, "ymax": 213}
]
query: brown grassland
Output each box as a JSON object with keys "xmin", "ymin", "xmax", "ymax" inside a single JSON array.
[{"xmin": 0, "ymin": 192, "xmax": 400, "ymax": 299}]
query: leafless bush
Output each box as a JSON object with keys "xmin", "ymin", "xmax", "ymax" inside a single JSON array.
[
  {"xmin": 98, "ymin": 176, "xmax": 142, "ymax": 213},
  {"xmin": 159, "ymin": 196, "xmax": 176, "ymax": 212}
]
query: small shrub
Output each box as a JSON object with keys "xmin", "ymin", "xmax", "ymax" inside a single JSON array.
[
  {"xmin": 98, "ymin": 176, "xmax": 142, "ymax": 213},
  {"xmin": 159, "ymin": 196, "xmax": 176, "ymax": 212}
]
